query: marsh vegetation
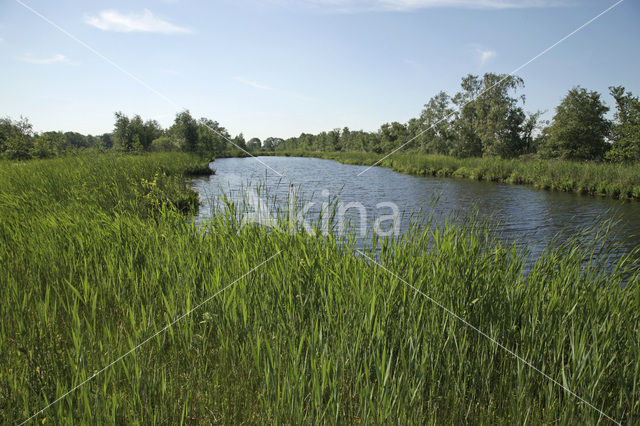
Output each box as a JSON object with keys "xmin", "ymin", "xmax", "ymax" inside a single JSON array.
[{"xmin": 1, "ymin": 154, "xmax": 639, "ymax": 423}]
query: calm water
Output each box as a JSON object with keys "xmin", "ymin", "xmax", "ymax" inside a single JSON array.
[{"xmin": 191, "ymin": 156, "xmax": 640, "ymax": 260}]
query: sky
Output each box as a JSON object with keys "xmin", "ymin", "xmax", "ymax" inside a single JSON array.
[{"xmin": 0, "ymin": 0, "xmax": 638, "ymax": 141}]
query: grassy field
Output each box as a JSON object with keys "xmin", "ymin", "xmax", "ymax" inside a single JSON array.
[
  {"xmin": 267, "ymin": 151, "xmax": 640, "ymax": 201},
  {"xmin": 1, "ymin": 153, "xmax": 640, "ymax": 424}
]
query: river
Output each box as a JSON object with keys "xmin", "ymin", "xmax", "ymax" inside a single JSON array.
[{"xmin": 191, "ymin": 156, "xmax": 640, "ymax": 263}]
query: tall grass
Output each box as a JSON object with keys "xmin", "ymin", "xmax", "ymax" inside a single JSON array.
[
  {"xmin": 270, "ymin": 151, "xmax": 640, "ymax": 200},
  {"xmin": 1, "ymin": 154, "xmax": 639, "ymax": 424}
]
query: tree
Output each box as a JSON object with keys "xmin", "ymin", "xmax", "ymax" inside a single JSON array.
[
  {"xmin": 140, "ymin": 119, "xmax": 163, "ymax": 150},
  {"xmin": 150, "ymin": 136, "xmax": 180, "ymax": 152},
  {"xmin": 539, "ymin": 87, "xmax": 610, "ymax": 160},
  {"xmin": 451, "ymin": 73, "xmax": 527, "ymax": 158},
  {"xmin": 247, "ymin": 137, "xmax": 262, "ymax": 151},
  {"xmin": 64, "ymin": 132, "xmax": 88, "ymax": 150},
  {"xmin": 32, "ymin": 132, "xmax": 64, "ymax": 158},
  {"xmin": 379, "ymin": 122, "xmax": 408, "ymax": 153},
  {"xmin": 451, "ymin": 75, "xmax": 483, "ymax": 157},
  {"xmin": 233, "ymin": 133, "xmax": 247, "ymax": 151},
  {"xmin": 173, "ymin": 110, "xmax": 199, "ymax": 152},
  {"xmin": 0, "ymin": 116, "xmax": 33, "ymax": 160},
  {"xmin": 100, "ymin": 133, "xmax": 113, "ymax": 150},
  {"xmin": 521, "ymin": 111, "xmax": 544, "ymax": 155},
  {"xmin": 198, "ymin": 118, "xmax": 229, "ymax": 155},
  {"xmin": 417, "ymin": 91, "xmax": 456, "ymax": 155},
  {"xmin": 606, "ymin": 86, "xmax": 640, "ymax": 162},
  {"xmin": 113, "ymin": 112, "xmax": 132, "ymax": 151},
  {"xmin": 263, "ymin": 137, "xmax": 283, "ymax": 151}
]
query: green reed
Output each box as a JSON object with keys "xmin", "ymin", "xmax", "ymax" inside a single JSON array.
[{"xmin": 0, "ymin": 153, "xmax": 639, "ymax": 424}]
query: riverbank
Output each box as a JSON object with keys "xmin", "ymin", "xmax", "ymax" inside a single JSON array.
[
  {"xmin": 1, "ymin": 154, "xmax": 639, "ymax": 423},
  {"xmin": 259, "ymin": 151, "xmax": 640, "ymax": 200}
]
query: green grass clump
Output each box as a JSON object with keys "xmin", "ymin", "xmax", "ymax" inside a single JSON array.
[
  {"xmin": 182, "ymin": 161, "xmax": 215, "ymax": 177},
  {"xmin": 1, "ymin": 154, "xmax": 639, "ymax": 424}
]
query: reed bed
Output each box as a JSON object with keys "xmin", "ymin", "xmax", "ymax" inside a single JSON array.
[{"xmin": 1, "ymin": 154, "xmax": 639, "ymax": 424}]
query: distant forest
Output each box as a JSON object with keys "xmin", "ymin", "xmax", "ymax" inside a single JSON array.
[{"xmin": 2, "ymin": 73, "xmax": 639, "ymax": 162}]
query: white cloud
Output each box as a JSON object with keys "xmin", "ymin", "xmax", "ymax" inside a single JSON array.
[
  {"xmin": 20, "ymin": 53, "xmax": 70, "ymax": 65},
  {"xmin": 477, "ymin": 48, "xmax": 496, "ymax": 66},
  {"xmin": 84, "ymin": 9, "xmax": 191, "ymax": 34},
  {"xmin": 233, "ymin": 76, "xmax": 273, "ymax": 90},
  {"xmin": 291, "ymin": 0, "xmax": 566, "ymax": 12}
]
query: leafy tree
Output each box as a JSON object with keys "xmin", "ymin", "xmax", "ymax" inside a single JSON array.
[
  {"xmin": 131, "ymin": 134, "xmax": 144, "ymax": 152},
  {"xmin": 263, "ymin": 137, "xmax": 283, "ymax": 151},
  {"xmin": 32, "ymin": 132, "xmax": 64, "ymax": 158},
  {"xmin": 198, "ymin": 118, "xmax": 229, "ymax": 155},
  {"xmin": 606, "ymin": 86, "xmax": 640, "ymax": 162},
  {"xmin": 247, "ymin": 137, "xmax": 262, "ymax": 151},
  {"xmin": 539, "ymin": 87, "xmax": 610, "ymax": 160},
  {"xmin": 451, "ymin": 73, "xmax": 527, "ymax": 158},
  {"xmin": 173, "ymin": 111, "xmax": 199, "ymax": 152},
  {"xmin": 140, "ymin": 119, "xmax": 163, "ymax": 150},
  {"xmin": 100, "ymin": 133, "xmax": 113, "ymax": 150},
  {"xmin": 0, "ymin": 116, "xmax": 33, "ymax": 160},
  {"xmin": 150, "ymin": 136, "xmax": 180, "ymax": 152},
  {"xmin": 416, "ymin": 91, "xmax": 456, "ymax": 155},
  {"xmin": 112, "ymin": 112, "xmax": 162, "ymax": 152},
  {"xmin": 379, "ymin": 122, "xmax": 408, "ymax": 153},
  {"xmin": 521, "ymin": 111, "xmax": 544, "ymax": 155},
  {"xmin": 113, "ymin": 112, "xmax": 133, "ymax": 151},
  {"xmin": 451, "ymin": 75, "xmax": 483, "ymax": 157},
  {"xmin": 64, "ymin": 132, "xmax": 88, "ymax": 150},
  {"xmin": 233, "ymin": 133, "xmax": 248, "ymax": 151}
]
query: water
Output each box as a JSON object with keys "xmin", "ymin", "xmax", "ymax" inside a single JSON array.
[{"xmin": 191, "ymin": 156, "xmax": 640, "ymax": 261}]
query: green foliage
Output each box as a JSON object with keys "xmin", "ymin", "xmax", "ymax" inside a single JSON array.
[
  {"xmin": 0, "ymin": 116, "xmax": 34, "ymax": 160},
  {"xmin": 196, "ymin": 117, "xmax": 231, "ymax": 155},
  {"xmin": 416, "ymin": 91, "xmax": 455, "ymax": 155},
  {"xmin": 263, "ymin": 137, "xmax": 283, "ymax": 151},
  {"xmin": 0, "ymin": 155, "xmax": 639, "ymax": 423},
  {"xmin": 274, "ymin": 73, "xmax": 540, "ymax": 159},
  {"xmin": 173, "ymin": 110, "xmax": 199, "ymax": 152},
  {"xmin": 247, "ymin": 137, "xmax": 262, "ymax": 151},
  {"xmin": 150, "ymin": 135, "xmax": 180, "ymax": 152},
  {"xmin": 539, "ymin": 87, "xmax": 610, "ymax": 160},
  {"xmin": 113, "ymin": 112, "xmax": 163, "ymax": 152},
  {"xmin": 606, "ymin": 86, "xmax": 640, "ymax": 163},
  {"xmin": 31, "ymin": 133, "xmax": 57, "ymax": 158},
  {"xmin": 233, "ymin": 133, "xmax": 247, "ymax": 151}
]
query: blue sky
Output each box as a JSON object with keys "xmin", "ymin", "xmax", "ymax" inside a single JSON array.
[{"xmin": 0, "ymin": 0, "xmax": 638, "ymax": 140}]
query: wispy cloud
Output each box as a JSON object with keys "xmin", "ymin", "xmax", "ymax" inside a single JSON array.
[
  {"xmin": 233, "ymin": 76, "xmax": 273, "ymax": 90},
  {"xmin": 477, "ymin": 48, "xmax": 496, "ymax": 66},
  {"xmin": 288, "ymin": 0, "xmax": 567, "ymax": 12},
  {"xmin": 233, "ymin": 76, "xmax": 314, "ymax": 101},
  {"xmin": 403, "ymin": 58, "xmax": 424, "ymax": 71},
  {"xmin": 84, "ymin": 9, "xmax": 191, "ymax": 34},
  {"xmin": 20, "ymin": 53, "xmax": 70, "ymax": 65}
]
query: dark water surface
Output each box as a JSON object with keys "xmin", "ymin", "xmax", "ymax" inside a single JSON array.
[{"xmin": 191, "ymin": 156, "xmax": 640, "ymax": 261}]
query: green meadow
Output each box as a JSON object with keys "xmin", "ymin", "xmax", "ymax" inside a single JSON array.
[{"xmin": 1, "ymin": 154, "xmax": 639, "ymax": 424}]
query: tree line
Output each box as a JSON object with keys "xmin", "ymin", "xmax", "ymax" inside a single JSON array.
[
  {"xmin": 2, "ymin": 72, "xmax": 638, "ymax": 162},
  {"xmin": 0, "ymin": 110, "xmax": 255, "ymax": 160},
  {"xmin": 273, "ymin": 73, "xmax": 640, "ymax": 163}
]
